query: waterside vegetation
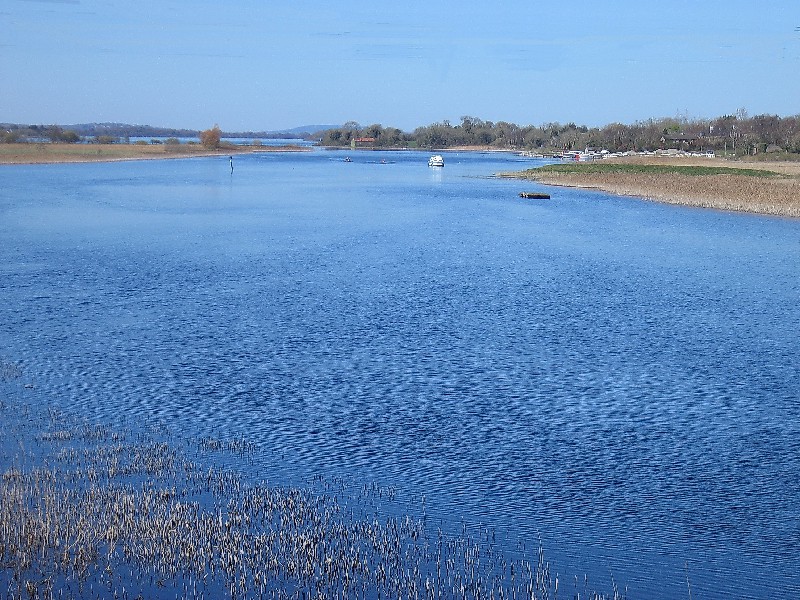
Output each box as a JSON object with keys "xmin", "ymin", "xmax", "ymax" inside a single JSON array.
[
  {"xmin": 0, "ymin": 123, "xmax": 318, "ymax": 144},
  {"xmin": 0, "ymin": 141, "xmax": 308, "ymax": 164},
  {"xmin": 318, "ymin": 111, "xmax": 800, "ymax": 157},
  {"xmin": 505, "ymin": 157, "xmax": 800, "ymax": 218},
  {"xmin": 0, "ymin": 362, "xmax": 617, "ymax": 600},
  {"xmin": 532, "ymin": 163, "xmax": 784, "ymax": 178},
  {"xmin": 6, "ymin": 109, "xmax": 800, "ymax": 158}
]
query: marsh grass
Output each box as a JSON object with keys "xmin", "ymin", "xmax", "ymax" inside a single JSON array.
[
  {"xmin": 0, "ymin": 142, "xmax": 207, "ymax": 163},
  {"xmin": 0, "ymin": 143, "xmax": 309, "ymax": 164},
  {"xmin": 533, "ymin": 163, "xmax": 785, "ymax": 178},
  {"xmin": 0, "ymin": 359, "xmax": 22, "ymax": 381},
  {"xmin": 0, "ymin": 379, "xmax": 619, "ymax": 599},
  {"xmin": 504, "ymin": 159, "xmax": 800, "ymax": 217}
]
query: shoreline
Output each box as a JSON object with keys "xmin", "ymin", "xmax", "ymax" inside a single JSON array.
[
  {"xmin": 0, "ymin": 142, "xmax": 311, "ymax": 165},
  {"xmin": 0, "ymin": 142, "xmax": 522, "ymax": 164},
  {"xmin": 505, "ymin": 155, "xmax": 800, "ymax": 218}
]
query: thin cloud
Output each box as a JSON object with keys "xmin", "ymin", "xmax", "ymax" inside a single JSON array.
[
  {"xmin": 94, "ymin": 47, "xmax": 245, "ymax": 60},
  {"xmin": 15, "ymin": 0, "xmax": 80, "ymax": 4}
]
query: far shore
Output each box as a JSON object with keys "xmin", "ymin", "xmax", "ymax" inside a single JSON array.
[
  {"xmin": 0, "ymin": 142, "xmax": 311, "ymax": 165},
  {"xmin": 504, "ymin": 155, "xmax": 800, "ymax": 218},
  {"xmin": 0, "ymin": 143, "xmax": 522, "ymax": 165}
]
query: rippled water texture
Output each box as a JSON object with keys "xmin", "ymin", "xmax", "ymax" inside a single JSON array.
[{"xmin": 2, "ymin": 150, "xmax": 799, "ymax": 599}]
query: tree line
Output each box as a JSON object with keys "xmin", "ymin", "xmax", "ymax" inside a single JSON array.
[
  {"xmin": 1, "ymin": 124, "xmax": 82, "ymax": 144},
  {"xmin": 318, "ymin": 111, "xmax": 800, "ymax": 156},
  {"xmin": 6, "ymin": 111, "xmax": 800, "ymax": 156},
  {"xmin": 0, "ymin": 123, "xmax": 296, "ymax": 145}
]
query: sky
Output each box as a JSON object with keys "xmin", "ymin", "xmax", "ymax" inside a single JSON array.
[{"xmin": 2, "ymin": 0, "xmax": 799, "ymax": 132}]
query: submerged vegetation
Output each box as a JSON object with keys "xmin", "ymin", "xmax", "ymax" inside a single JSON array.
[{"xmin": 0, "ymin": 361, "xmax": 618, "ymax": 600}]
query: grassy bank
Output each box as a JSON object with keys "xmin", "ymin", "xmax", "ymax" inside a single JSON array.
[
  {"xmin": 504, "ymin": 157, "xmax": 800, "ymax": 218},
  {"xmin": 534, "ymin": 162, "xmax": 784, "ymax": 178},
  {"xmin": 0, "ymin": 143, "xmax": 310, "ymax": 164}
]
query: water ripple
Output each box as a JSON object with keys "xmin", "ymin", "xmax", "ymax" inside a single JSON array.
[{"xmin": 1, "ymin": 152, "xmax": 799, "ymax": 599}]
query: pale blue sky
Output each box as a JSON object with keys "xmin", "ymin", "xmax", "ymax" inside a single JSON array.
[{"xmin": 2, "ymin": 0, "xmax": 798, "ymax": 131}]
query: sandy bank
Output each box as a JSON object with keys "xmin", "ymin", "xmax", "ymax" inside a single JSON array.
[
  {"xmin": 508, "ymin": 155, "xmax": 800, "ymax": 218},
  {"xmin": 0, "ymin": 142, "xmax": 311, "ymax": 165}
]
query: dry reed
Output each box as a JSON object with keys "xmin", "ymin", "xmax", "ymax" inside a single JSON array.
[
  {"xmin": 509, "ymin": 157, "xmax": 800, "ymax": 218},
  {"xmin": 0, "ymin": 143, "xmax": 309, "ymax": 165}
]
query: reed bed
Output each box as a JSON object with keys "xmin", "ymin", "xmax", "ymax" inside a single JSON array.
[
  {"xmin": 0, "ymin": 143, "xmax": 309, "ymax": 164},
  {"xmin": 0, "ymin": 361, "xmax": 618, "ymax": 600},
  {"xmin": 508, "ymin": 159, "xmax": 800, "ymax": 218}
]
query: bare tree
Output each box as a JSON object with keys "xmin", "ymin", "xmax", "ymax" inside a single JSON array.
[{"xmin": 199, "ymin": 124, "xmax": 222, "ymax": 149}]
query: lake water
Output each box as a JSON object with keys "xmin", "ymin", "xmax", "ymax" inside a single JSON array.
[{"xmin": 1, "ymin": 149, "xmax": 799, "ymax": 599}]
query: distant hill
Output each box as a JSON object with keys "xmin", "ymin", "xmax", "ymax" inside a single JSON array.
[
  {"xmin": 0, "ymin": 122, "xmax": 340, "ymax": 141},
  {"xmin": 275, "ymin": 125, "xmax": 339, "ymax": 135},
  {"xmin": 63, "ymin": 123, "xmax": 198, "ymax": 139},
  {"xmin": 59, "ymin": 123, "xmax": 340, "ymax": 139},
  {"xmin": 224, "ymin": 125, "xmax": 339, "ymax": 138}
]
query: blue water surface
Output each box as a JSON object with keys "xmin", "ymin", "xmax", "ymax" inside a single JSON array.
[{"xmin": 1, "ymin": 149, "xmax": 799, "ymax": 599}]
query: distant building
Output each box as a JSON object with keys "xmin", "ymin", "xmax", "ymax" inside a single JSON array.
[
  {"xmin": 661, "ymin": 134, "xmax": 699, "ymax": 149},
  {"xmin": 351, "ymin": 136, "xmax": 376, "ymax": 149}
]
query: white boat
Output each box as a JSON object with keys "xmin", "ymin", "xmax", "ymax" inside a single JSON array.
[
  {"xmin": 561, "ymin": 149, "xmax": 607, "ymax": 162},
  {"xmin": 428, "ymin": 155, "xmax": 444, "ymax": 167}
]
